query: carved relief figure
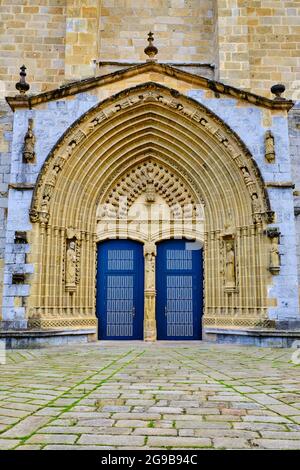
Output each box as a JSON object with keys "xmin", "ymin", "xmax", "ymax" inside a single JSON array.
[
  {"xmin": 270, "ymin": 244, "xmax": 280, "ymax": 272},
  {"xmin": 145, "ymin": 163, "xmax": 156, "ymax": 203},
  {"xmin": 265, "ymin": 130, "xmax": 275, "ymax": 163},
  {"xmin": 23, "ymin": 118, "xmax": 35, "ymax": 163},
  {"xmin": 251, "ymin": 192, "xmax": 260, "ymax": 213},
  {"xmin": 268, "ymin": 229, "xmax": 281, "ymax": 274},
  {"xmin": 144, "ymin": 242, "xmax": 157, "ymax": 291},
  {"xmin": 241, "ymin": 167, "xmax": 253, "ymax": 185},
  {"xmin": 66, "ymin": 240, "xmax": 76, "ymax": 288},
  {"xmin": 225, "ymin": 240, "xmax": 236, "ymax": 287}
]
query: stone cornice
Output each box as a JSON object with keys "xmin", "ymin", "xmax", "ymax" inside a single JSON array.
[
  {"xmin": 9, "ymin": 183, "xmax": 35, "ymax": 190},
  {"xmin": 266, "ymin": 182, "xmax": 295, "ymax": 188},
  {"xmin": 6, "ymin": 62, "xmax": 294, "ymax": 112}
]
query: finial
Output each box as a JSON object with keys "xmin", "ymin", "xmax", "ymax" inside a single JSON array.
[
  {"xmin": 15, "ymin": 65, "xmax": 30, "ymax": 95},
  {"xmin": 144, "ymin": 31, "xmax": 158, "ymax": 62},
  {"xmin": 271, "ymin": 84, "xmax": 286, "ymax": 101}
]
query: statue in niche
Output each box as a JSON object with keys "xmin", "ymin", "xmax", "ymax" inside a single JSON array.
[
  {"xmin": 66, "ymin": 240, "xmax": 76, "ymax": 289},
  {"xmin": 144, "ymin": 242, "xmax": 157, "ymax": 291},
  {"xmin": 225, "ymin": 240, "xmax": 236, "ymax": 288},
  {"xmin": 241, "ymin": 167, "xmax": 253, "ymax": 185},
  {"xmin": 265, "ymin": 130, "xmax": 275, "ymax": 163},
  {"xmin": 251, "ymin": 192, "xmax": 261, "ymax": 214},
  {"xmin": 269, "ymin": 235, "xmax": 280, "ymax": 274},
  {"xmin": 47, "ymin": 164, "xmax": 61, "ymax": 187},
  {"xmin": 23, "ymin": 118, "xmax": 35, "ymax": 163}
]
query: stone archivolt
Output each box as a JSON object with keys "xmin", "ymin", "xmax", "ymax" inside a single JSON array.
[
  {"xmin": 101, "ymin": 159, "xmax": 197, "ymax": 214},
  {"xmin": 27, "ymin": 83, "xmax": 275, "ymax": 331}
]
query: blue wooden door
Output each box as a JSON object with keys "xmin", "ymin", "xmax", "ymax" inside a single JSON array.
[
  {"xmin": 97, "ymin": 240, "xmax": 144, "ymax": 340},
  {"xmin": 156, "ymin": 239, "xmax": 203, "ymax": 340}
]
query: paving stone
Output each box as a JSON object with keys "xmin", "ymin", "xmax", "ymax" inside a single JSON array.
[
  {"xmin": 0, "ymin": 439, "xmax": 20, "ymax": 449},
  {"xmin": 78, "ymin": 434, "xmax": 145, "ymax": 446},
  {"xmin": 212, "ymin": 438, "xmax": 251, "ymax": 449},
  {"xmin": 27, "ymin": 433, "xmax": 78, "ymax": 444},
  {"xmin": 252, "ymin": 439, "xmax": 300, "ymax": 450},
  {"xmin": 133, "ymin": 428, "xmax": 178, "ymax": 436},
  {"xmin": 1, "ymin": 415, "xmax": 50, "ymax": 438},
  {"xmin": 147, "ymin": 436, "xmax": 212, "ymax": 448},
  {"xmin": 243, "ymin": 415, "xmax": 291, "ymax": 424},
  {"xmin": 0, "ymin": 343, "xmax": 299, "ymax": 450}
]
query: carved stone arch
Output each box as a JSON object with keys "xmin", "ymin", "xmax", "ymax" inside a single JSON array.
[
  {"xmin": 30, "ymin": 82, "xmax": 271, "ymax": 229},
  {"xmin": 99, "ymin": 156, "xmax": 201, "ymax": 215},
  {"xmin": 27, "ymin": 82, "xmax": 275, "ymax": 331}
]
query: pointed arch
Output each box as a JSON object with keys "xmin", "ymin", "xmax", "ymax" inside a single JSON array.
[{"xmin": 27, "ymin": 82, "xmax": 274, "ymax": 331}]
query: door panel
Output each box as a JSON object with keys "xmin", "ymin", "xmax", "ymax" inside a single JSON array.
[
  {"xmin": 97, "ymin": 240, "xmax": 144, "ymax": 340},
  {"xmin": 156, "ymin": 239, "xmax": 203, "ymax": 340}
]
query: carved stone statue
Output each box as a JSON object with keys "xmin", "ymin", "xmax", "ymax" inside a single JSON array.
[
  {"xmin": 144, "ymin": 242, "xmax": 156, "ymax": 290},
  {"xmin": 225, "ymin": 240, "xmax": 236, "ymax": 287},
  {"xmin": 66, "ymin": 240, "xmax": 76, "ymax": 288},
  {"xmin": 47, "ymin": 164, "xmax": 60, "ymax": 187},
  {"xmin": 265, "ymin": 130, "xmax": 275, "ymax": 163},
  {"xmin": 23, "ymin": 118, "xmax": 35, "ymax": 163},
  {"xmin": 241, "ymin": 167, "xmax": 253, "ymax": 185},
  {"xmin": 269, "ymin": 239, "xmax": 280, "ymax": 274},
  {"xmin": 144, "ymin": 242, "xmax": 157, "ymax": 340},
  {"xmin": 251, "ymin": 192, "xmax": 260, "ymax": 213}
]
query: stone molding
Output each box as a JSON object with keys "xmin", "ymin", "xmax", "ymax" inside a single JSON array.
[
  {"xmin": 29, "ymin": 82, "xmax": 271, "ymax": 227},
  {"xmin": 6, "ymin": 63, "xmax": 294, "ymax": 111}
]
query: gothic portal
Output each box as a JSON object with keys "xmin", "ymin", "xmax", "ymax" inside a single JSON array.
[{"xmin": 1, "ymin": 55, "xmax": 299, "ymax": 347}]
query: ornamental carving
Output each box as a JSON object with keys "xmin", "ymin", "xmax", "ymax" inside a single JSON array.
[
  {"xmin": 101, "ymin": 160, "xmax": 196, "ymax": 216},
  {"xmin": 23, "ymin": 118, "xmax": 35, "ymax": 163},
  {"xmin": 30, "ymin": 83, "xmax": 270, "ymax": 225}
]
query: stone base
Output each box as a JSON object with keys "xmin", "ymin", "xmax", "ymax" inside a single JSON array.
[
  {"xmin": 204, "ymin": 328, "xmax": 300, "ymax": 348},
  {"xmin": 0, "ymin": 328, "xmax": 97, "ymax": 349}
]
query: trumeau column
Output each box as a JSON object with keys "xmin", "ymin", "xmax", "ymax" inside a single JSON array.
[
  {"xmin": 143, "ymin": 242, "xmax": 157, "ymax": 342},
  {"xmin": 65, "ymin": 0, "xmax": 101, "ymax": 80}
]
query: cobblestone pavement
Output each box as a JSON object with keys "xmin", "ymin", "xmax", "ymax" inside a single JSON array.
[{"xmin": 0, "ymin": 341, "xmax": 300, "ymax": 450}]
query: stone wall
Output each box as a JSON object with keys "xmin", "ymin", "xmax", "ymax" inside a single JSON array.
[
  {"xmin": 98, "ymin": 0, "xmax": 215, "ymax": 63},
  {"xmin": 216, "ymin": 0, "xmax": 300, "ymax": 98},
  {"xmin": 0, "ymin": 104, "xmax": 13, "ymax": 321},
  {"xmin": 1, "ymin": 1, "xmax": 300, "ymax": 98},
  {"xmin": 288, "ymin": 106, "xmax": 300, "ymax": 288},
  {"xmin": 0, "ymin": 0, "xmax": 66, "ymax": 99},
  {"xmin": 188, "ymin": 89, "xmax": 299, "ymax": 323}
]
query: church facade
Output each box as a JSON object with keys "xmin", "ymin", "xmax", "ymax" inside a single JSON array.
[{"xmin": 0, "ymin": 1, "xmax": 300, "ymax": 347}]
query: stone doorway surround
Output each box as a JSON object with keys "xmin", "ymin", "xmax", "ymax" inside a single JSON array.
[{"xmin": 22, "ymin": 82, "xmax": 275, "ymax": 335}]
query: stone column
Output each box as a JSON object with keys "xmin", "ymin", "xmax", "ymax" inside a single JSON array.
[{"xmin": 143, "ymin": 242, "xmax": 157, "ymax": 341}]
